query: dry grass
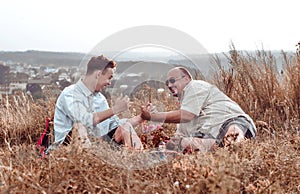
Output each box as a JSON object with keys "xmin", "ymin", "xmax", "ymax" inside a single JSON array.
[
  {"xmin": 213, "ymin": 45, "xmax": 299, "ymax": 133},
  {"xmin": 0, "ymin": 93, "xmax": 56, "ymax": 147},
  {"xmin": 0, "ymin": 47, "xmax": 299, "ymax": 193}
]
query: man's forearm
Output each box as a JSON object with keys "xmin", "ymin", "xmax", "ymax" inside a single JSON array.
[
  {"xmin": 127, "ymin": 115, "xmax": 143, "ymax": 127},
  {"xmin": 152, "ymin": 109, "xmax": 196, "ymax": 123},
  {"xmin": 151, "ymin": 111, "xmax": 181, "ymax": 123},
  {"xmin": 141, "ymin": 107, "xmax": 195, "ymax": 123},
  {"xmin": 93, "ymin": 108, "xmax": 114, "ymax": 126}
]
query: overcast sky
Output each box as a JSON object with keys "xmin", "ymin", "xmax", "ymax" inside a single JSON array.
[{"xmin": 0, "ymin": 0, "xmax": 298, "ymax": 54}]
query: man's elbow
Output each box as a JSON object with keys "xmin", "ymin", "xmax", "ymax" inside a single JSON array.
[
  {"xmin": 179, "ymin": 110, "xmax": 196, "ymax": 123},
  {"xmin": 180, "ymin": 117, "xmax": 193, "ymax": 123}
]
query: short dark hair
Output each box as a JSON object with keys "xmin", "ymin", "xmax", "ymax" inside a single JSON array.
[{"xmin": 86, "ymin": 55, "xmax": 117, "ymax": 75}]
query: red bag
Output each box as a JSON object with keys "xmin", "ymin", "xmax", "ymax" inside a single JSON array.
[{"xmin": 36, "ymin": 117, "xmax": 53, "ymax": 158}]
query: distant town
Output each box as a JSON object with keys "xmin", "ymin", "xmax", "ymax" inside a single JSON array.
[
  {"xmin": 0, "ymin": 61, "xmax": 80, "ymax": 99},
  {"xmin": 0, "ymin": 59, "xmax": 180, "ymax": 101},
  {"xmin": 0, "ymin": 49, "xmax": 290, "ymax": 101},
  {"xmin": 0, "ymin": 50, "xmax": 182, "ymax": 100}
]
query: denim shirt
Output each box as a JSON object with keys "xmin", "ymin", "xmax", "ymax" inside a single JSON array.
[{"xmin": 53, "ymin": 79, "xmax": 120, "ymax": 144}]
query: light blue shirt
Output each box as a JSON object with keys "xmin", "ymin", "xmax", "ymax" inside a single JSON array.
[{"xmin": 53, "ymin": 79, "xmax": 121, "ymax": 144}]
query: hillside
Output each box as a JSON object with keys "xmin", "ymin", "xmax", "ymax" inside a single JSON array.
[
  {"xmin": 0, "ymin": 49, "xmax": 299, "ymax": 193},
  {"xmin": 0, "ymin": 50, "xmax": 84, "ymax": 66},
  {"xmin": 0, "ymin": 50, "xmax": 294, "ymax": 77}
]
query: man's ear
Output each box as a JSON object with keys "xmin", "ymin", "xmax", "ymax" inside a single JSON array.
[{"xmin": 96, "ymin": 70, "xmax": 102, "ymax": 78}]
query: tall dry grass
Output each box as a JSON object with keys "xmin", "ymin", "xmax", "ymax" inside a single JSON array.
[
  {"xmin": 0, "ymin": 93, "xmax": 56, "ymax": 147},
  {"xmin": 0, "ymin": 47, "xmax": 299, "ymax": 193},
  {"xmin": 213, "ymin": 44, "xmax": 299, "ymax": 134}
]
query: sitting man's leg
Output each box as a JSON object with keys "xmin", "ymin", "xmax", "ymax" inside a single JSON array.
[
  {"xmin": 72, "ymin": 123, "xmax": 92, "ymax": 148},
  {"xmin": 103, "ymin": 122, "xmax": 143, "ymax": 150},
  {"xmin": 217, "ymin": 116, "xmax": 256, "ymax": 147},
  {"xmin": 222, "ymin": 124, "xmax": 245, "ymax": 146},
  {"xmin": 166, "ymin": 136, "xmax": 215, "ymax": 153},
  {"xmin": 113, "ymin": 122, "xmax": 143, "ymax": 150}
]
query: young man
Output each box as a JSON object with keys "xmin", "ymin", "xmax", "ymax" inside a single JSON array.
[
  {"xmin": 141, "ymin": 67, "xmax": 256, "ymax": 153},
  {"xmin": 50, "ymin": 55, "xmax": 143, "ymax": 150}
]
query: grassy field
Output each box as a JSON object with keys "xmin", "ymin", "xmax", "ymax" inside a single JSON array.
[{"xmin": 0, "ymin": 48, "xmax": 299, "ymax": 193}]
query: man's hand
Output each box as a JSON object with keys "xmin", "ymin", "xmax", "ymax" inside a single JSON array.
[
  {"xmin": 112, "ymin": 96, "xmax": 130, "ymax": 114},
  {"xmin": 140, "ymin": 106, "xmax": 151, "ymax": 120},
  {"xmin": 146, "ymin": 103, "xmax": 157, "ymax": 113},
  {"xmin": 140, "ymin": 103, "xmax": 157, "ymax": 121},
  {"xmin": 113, "ymin": 126, "xmax": 123, "ymax": 143}
]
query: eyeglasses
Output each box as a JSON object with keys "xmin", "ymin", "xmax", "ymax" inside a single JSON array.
[{"xmin": 165, "ymin": 75, "xmax": 185, "ymax": 86}]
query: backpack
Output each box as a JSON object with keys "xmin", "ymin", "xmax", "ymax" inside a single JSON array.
[{"xmin": 36, "ymin": 117, "xmax": 54, "ymax": 158}]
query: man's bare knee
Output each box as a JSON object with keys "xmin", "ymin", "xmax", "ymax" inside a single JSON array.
[
  {"xmin": 223, "ymin": 124, "xmax": 245, "ymax": 146},
  {"xmin": 73, "ymin": 123, "xmax": 91, "ymax": 148}
]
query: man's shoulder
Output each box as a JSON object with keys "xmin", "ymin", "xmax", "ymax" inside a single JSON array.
[
  {"xmin": 185, "ymin": 80, "xmax": 212, "ymax": 92},
  {"xmin": 191, "ymin": 80, "xmax": 212, "ymax": 86},
  {"xmin": 58, "ymin": 83, "xmax": 86, "ymax": 100},
  {"xmin": 61, "ymin": 84, "xmax": 76, "ymax": 94}
]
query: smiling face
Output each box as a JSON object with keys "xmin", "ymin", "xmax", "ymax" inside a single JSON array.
[
  {"xmin": 166, "ymin": 68, "xmax": 190, "ymax": 100},
  {"xmin": 95, "ymin": 67, "xmax": 115, "ymax": 92}
]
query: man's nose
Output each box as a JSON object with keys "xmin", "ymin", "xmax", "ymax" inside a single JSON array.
[{"xmin": 168, "ymin": 82, "xmax": 174, "ymax": 87}]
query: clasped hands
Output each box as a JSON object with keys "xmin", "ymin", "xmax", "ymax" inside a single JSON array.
[
  {"xmin": 140, "ymin": 102, "xmax": 156, "ymax": 121},
  {"xmin": 111, "ymin": 96, "xmax": 154, "ymax": 116},
  {"xmin": 112, "ymin": 95, "xmax": 155, "ymax": 120}
]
